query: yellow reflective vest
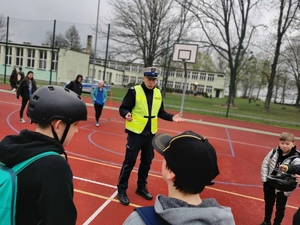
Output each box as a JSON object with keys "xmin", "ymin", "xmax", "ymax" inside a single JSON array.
[{"xmin": 126, "ymin": 85, "xmax": 162, "ymax": 134}]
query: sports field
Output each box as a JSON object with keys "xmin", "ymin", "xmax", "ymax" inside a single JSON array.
[{"xmin": 1, "ymin": 85, "xmax": 300, "ymax": 225}]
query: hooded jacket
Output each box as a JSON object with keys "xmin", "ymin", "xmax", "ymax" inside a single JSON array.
[
  {"xmin": 0, "ymin": 129, "xmax": 76, "ymax": 225},
  {"xmin": 66, "ymin": 75, "xmax": 83, "ymax": 96},
  {"xmin": 123, "ymin": 195, "xmax": 235, "ymax": 225}
]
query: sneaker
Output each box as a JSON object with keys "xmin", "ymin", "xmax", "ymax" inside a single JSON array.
[
  {"xmin": 20, "ymin": 118, "xmax": 26, "ymax": 123},
  {"xmin": 11, "ymin": 88, "xmax": 16, "ymax": 92},
  {"xmin": 259, "ymin": 222, "xmax": 271, "ymax": 225},
  {"xmin": 96, "ymin": 123, "xmax": 99, "ymax": 127}
]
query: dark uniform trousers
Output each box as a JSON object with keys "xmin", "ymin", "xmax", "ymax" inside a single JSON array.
[{"xmin": 117, "ymin": 133, "xmax": 155, "ymax": 193}]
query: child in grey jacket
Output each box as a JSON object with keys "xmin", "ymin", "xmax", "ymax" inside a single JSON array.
[{"xmin": 260, "ymin": 132, "xmax": 300, "ymax": 225}]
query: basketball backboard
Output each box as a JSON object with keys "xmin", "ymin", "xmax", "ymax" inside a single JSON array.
[{"xmin": 172, "ymin": 43, "xmax": 198, "ymax": 64}]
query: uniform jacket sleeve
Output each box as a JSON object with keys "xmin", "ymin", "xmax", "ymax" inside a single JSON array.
[{"xmin": 119, "ymin": 88, "xmax": 135, "ymax": 119}]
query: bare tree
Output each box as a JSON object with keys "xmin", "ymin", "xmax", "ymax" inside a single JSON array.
[
  {"xmin": 176, "ymin": 0, "xmax": 259, "ymax": 110},
  {"xmin": 106, "ymin": 0, "xmax": 195, "ymax": 67},
  {"xmin": 0, "ymin": 14, "xmax": 6, "ymax": 41},
  {"xmin": 65, "ymin": 25, "xmax": 82, "ymax": 51},
  {"xmin": 44, "ymin": 31, "xmax": 68, "ymax": 48},
  {"xmin": 281, "ymin": 37, "xmax": 300, "ymax": 107},
  {"xmin": 263, "ymin": 0, "xmax": 300, "ymax": 112}
]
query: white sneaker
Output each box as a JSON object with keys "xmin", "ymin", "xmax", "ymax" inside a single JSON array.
[
  {"xmin": 20, "ymin": 118, "xmax": 26, "ymax": 123},
  {"xmin": 96, "ymin": 123, "xmax": 99, "ymax": 127},
  {"xmin": 11, "ymin": 88, "xmax": 16, "ymax": 92}
]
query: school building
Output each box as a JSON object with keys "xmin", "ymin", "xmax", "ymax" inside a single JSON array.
[{"xmin": 0, "ymin": 40, "xmax": 226, "ymax": 98}]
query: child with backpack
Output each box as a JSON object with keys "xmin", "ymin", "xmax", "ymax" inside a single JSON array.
[
  {"xmin": 260, "ymin": 132, "xmax": 300, "ymax": 225},
  {"xmin": 123, "ymin": 130, "xmax": 235, "ymax": 225},
  {"xmin": 0, "ymin": 86, "xmax": 87, "ymax": 225}
]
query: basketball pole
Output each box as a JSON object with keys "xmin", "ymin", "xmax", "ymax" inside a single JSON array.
[{"xmin": 179, "ymin": 60, "xmax": 188, "ymax": 117}]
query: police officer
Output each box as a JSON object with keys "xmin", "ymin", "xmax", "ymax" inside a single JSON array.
[{"xmin": 117, "ymin": 67, "xmax": 184, "ymax": 205}]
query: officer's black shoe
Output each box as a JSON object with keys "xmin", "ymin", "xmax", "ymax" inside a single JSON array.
[
  {"xmin": 118, "ymin": 192, "xmax": 130, "ymax": 205},
  {"xmin": 136, "ymin": 188, "xmax": 153, "ymax": 200}
]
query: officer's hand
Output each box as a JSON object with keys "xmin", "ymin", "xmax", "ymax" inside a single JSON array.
[
  {"xmin": 125, "ymin": 112, "xmax": 133, "ymax": 122},
  {"xmin": 172, "ymin": 113, "xmax": 184, "ymax": 122}
]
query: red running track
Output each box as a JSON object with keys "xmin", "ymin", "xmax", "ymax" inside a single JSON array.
[{"xmin": 1, "ymin": 85, "xmax": 300, "ymax": 225}]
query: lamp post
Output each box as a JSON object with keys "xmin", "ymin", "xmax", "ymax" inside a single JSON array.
[{"xmin": 92, "ymin": 0, "xmax": 101, "ymax": 84}]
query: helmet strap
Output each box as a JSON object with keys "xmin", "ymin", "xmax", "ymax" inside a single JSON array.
[
  {"xmin": 50, "ymin": 123, "xmax": 60, "ymax": 142},
  {"xmin": 60, "ymin": 123, "xmax": 71, "ymax": 145},
  {"xmin": 50, "ymin": 122, "xmax": 70, "ymax": 145}
]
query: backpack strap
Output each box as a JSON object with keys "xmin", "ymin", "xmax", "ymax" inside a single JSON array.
[
  {"xmin": 135, "ymin": 206, "xmax": 170, "ymax": 225},
  {"xmin": 269, "ymin": 148, "xmax": 277, "ymax": 159},
  {"xmin": 12, "ymin": 151, "xmax": 61, "ymax": 174}
]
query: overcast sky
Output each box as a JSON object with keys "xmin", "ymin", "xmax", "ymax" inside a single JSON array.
[{"xmin": 1, "ymin": 0, "xmax": 112, "ymax": 51}]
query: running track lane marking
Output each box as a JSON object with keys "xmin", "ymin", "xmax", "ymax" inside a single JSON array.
[
  {"xmin": 70, "ymin": 156, "xmax": 299, "ymax": 210},
  {"xmin": 225, "ymin": 128, "xmax": 235, "ymax": 157},
  {"xmin": 82, "ymin": 190, "xmax": 119, "ymax": 225}
]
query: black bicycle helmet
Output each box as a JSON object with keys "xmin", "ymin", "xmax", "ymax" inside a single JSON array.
[
  {"xmin": 27, "ymin": 86, "xmax": 87, "ymax": 124},
  {"xmin": 267, "ymin": 173, "xmax": 297, "ymax": 192}
]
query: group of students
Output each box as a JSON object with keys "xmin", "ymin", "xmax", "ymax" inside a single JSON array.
[{"xmin": 0, "ymin": 67, "xmax": 299, "ymax": 224}]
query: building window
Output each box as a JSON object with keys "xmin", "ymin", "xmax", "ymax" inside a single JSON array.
[
  {"xmin": 110, "ymin": 62, "xmax": 116, "ymax": 69},
  {"xmin": 125, "ymin": 65, "xmax": 130, "ymax": 71},
  {"xmin": 117, "ymin": 64, "xmax": 123, "ymax": 70},
  {"xmin": 138, "ymin": 67, "xmax": 143, "ymax": 73},
  {"xmin": 187, "ymin": 71, "xmax": 190, "ymax": 79},
  {"xmin": 27, "ymin": 49, "xmax": 35, "ymax": 68},
  {"xmin": 208, "ymin": 74, "xmax": 214, "ymax": 81},
  {"xmin": 123, "ymin": 75, "xmax": 129, "ymax": 83},
  {"xmin": 51, "ymin": 52, "xmax": 58, "ymax": 71},
  {"xmin": 197, "ymin": 84, "xmax": 205, "ymax": 92},
  {"xmin": 200, "ymin": 73, "xmax": 206, "ymax": 81},
  {"xmin": 169, "ymin": 71, "xmax": 175, "ymax": 77},
  {"xmin": 176, "ymin": 71, "xmax": 183, "ymax": 78},
  {"xmin": 167, "ymin": 81, "xmax": 173, "ymax": 88},
  {"xmin": 192, "ymin": 72, "xmax": 198, "ymax": 80},
  {"xmin": 39, "ymin": 50, "xmax": 47, "ymax": 69},
  {"xmin": 132, "ymin": 65, "xmax": 137, "ymax": 72},
  {"xmin": 7, "ymin": 47, "xmax": 12, "ymax": 65},
  {"xmin": 175, "ymin": 82, "xmax": 181, "ymax": 89},
  {"xmin": 206, "ymin": 85, "xmax": 213, "ymax": 93},
  {"xmin": 16, "ymin": 48, "xmax": 23, "ymax": 66},
  {"xmin": 137, "ymin": 77, "xmax": 143, "ymax": 84},
  {"xmin": 130, "ymin": 76, "xmax": 136, "ymax": 83}
]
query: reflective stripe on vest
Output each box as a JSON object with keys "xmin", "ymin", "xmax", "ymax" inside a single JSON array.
[{"xmin": 126, "ymin": 85, "xmax": 162, "ymax": 134}]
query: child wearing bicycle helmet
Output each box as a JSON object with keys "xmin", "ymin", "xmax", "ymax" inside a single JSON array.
[{"xmin": 0, "ymin": 86, "xmax": 87, "ymax": 225}]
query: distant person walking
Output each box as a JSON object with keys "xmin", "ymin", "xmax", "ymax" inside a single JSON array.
[
  {"xmin": 16, "ymin": 71, "xmax": 37, "ymax": 123},
  {"xmin": 9, "ymin": 67, "xmax": 18, "ymax": 91},
  {"xmin": 17, "ymin": 67, "xmax": 25, "ymax": 85},
  {"xmin": 91, "ymin": 80, "xmax": 107, "ymax": 127},
  {"xmin": 66, "ymin": 74, "xmax": 83, "ymax": 96}
]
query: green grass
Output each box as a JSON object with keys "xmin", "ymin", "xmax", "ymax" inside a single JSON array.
[
  {"xmin": 1, "ymin": 77, "xmax": 299, "ymax": 130},
  {"xmin": 108, "ymin": 86, "xmax": 300, "ymax": 130}
]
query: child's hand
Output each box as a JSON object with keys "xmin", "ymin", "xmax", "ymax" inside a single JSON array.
[
  {"xmin": 295, "ymin": 174, "xmax": 300, "ymax": 186},
  {"xmin": 279, "ymin": 164, "xmax": 288, "ymax": 172}
]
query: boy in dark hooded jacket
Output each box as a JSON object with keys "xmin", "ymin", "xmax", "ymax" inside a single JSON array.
[
  {"xmin": 66, "ymin": 74, "xmax": 83, "ymax": 96},
  {"xmin": 0, "ymin": 86, "xmax": 87, "ymax": 225}
]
